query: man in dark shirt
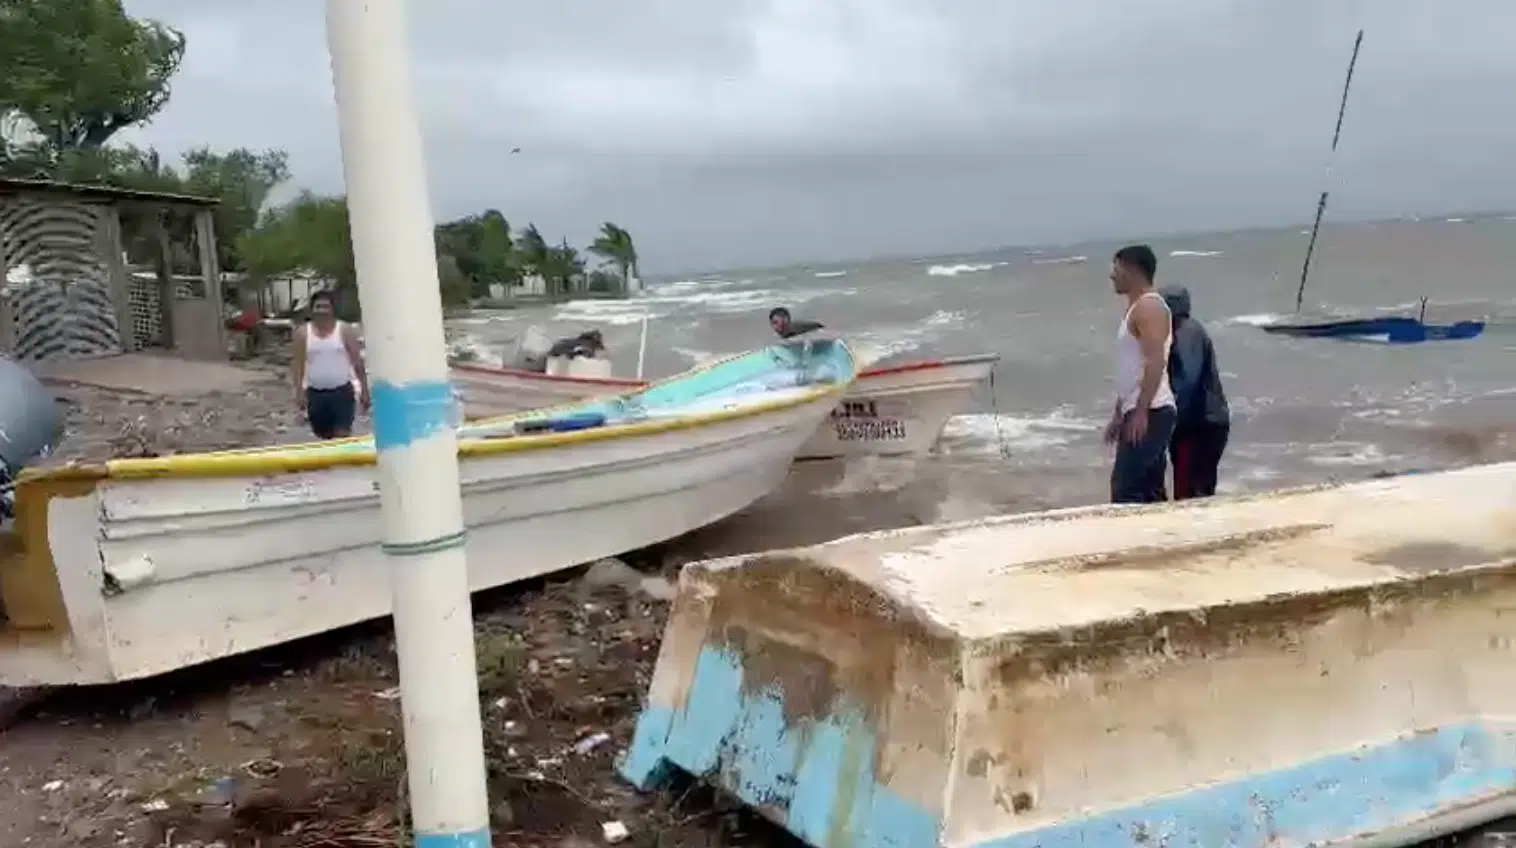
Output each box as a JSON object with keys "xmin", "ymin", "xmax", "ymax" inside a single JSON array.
[
  {"xmin": 1161, "ymin": 286, "xmax": 1230, "ymax": 499},
  {"xmin": 768, "ymin": 307, "xmax": 824, "ymax": 339}
]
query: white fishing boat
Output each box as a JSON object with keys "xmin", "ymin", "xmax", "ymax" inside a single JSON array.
[
  {"xmin": 452, "ymin": 353, "xmax": 1000, "ymax": 460},
  {"xmin": 0, "ymin": 339, "xmax": 857, "ymax": 686}
]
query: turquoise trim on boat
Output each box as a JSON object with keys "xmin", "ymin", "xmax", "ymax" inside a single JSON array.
[{"xmin": 233, "ymin": 338, "xmax": 856, "ymax": 460}]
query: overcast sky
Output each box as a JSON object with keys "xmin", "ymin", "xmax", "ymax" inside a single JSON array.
[{"xmin": 120, "ymin": 0, "xmax": 1516, "ymax": 272}]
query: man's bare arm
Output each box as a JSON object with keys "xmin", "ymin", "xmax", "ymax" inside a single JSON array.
[
  {"xmin": 291, "ymin": 326, "xmax": 307, "ymax": 391},
  {"xmin": 341, "ymin": 325, "xmax": 369, "ymax": 394},
  {"xmin": 1131, "ymin": 298, "xmax": 1170, "ymax": 411}
]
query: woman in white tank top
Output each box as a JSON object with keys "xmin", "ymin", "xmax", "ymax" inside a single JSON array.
[
  {"xmin": 1104, "ymin": 246, "xmax": 1178, "ymax": 504},
  {"xmin": 293, "ymin": 290, "xmax": 369, "ymax": 439}
]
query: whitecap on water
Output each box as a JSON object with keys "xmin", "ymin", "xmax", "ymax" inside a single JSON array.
[
  {"xmin": 925, "ymin": 262, "xmax": 1001, "ymax": 277},
  {"xmin": 1031, "ymin": 255, "xmax": 1087, "ymax": 266},
  {"xmin": 849, "ymin": 310, "xmax": 966, "ymax": 361},
  {"xmin": 937, "ymin": 411, "xmax": 1097, "ymax": 458},
  {"xmin": 555, "ymin": 283, "xmax": 850, "ymax": 325},
  {"xmin": 1304, "ymin": 442, "xmax": 1399, "ymax": 467},
  {"xmin": 1225, "ymin": 312, "xmax": 1283, "ymax": 327},
  {"xmin": 816, "ymin": 456, "xmax": 924, "ymax": 497}
]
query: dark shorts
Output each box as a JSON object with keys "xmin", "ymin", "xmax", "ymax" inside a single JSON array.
[
  {"xmin": 307, "ymin": 384, "xmax": 356, "ymax": 439},
  {"xmin": 1111, "ymin": 405, "xmax": 1178, "ymax": 504}
]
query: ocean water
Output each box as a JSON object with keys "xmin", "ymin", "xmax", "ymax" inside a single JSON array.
[{"xmin": 448, "ymin": 215, "xmax": 1516, "ymax": 520}]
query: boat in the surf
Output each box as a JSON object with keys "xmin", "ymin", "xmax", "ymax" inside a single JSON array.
[
  {"xmin": 1261, "ymin": 313, "xmax": 1486, "ymax": 344},
  {"xmin": 450, "ymin": 351, "xmax": 1001, "ymax": 460},
  {"xmin": 1260, "ymin": 30, "xmax": 1483, "ymax": 346},
  {"xmin": 0, "ymin": 338, "xmax": 857, "ymax": 685}
]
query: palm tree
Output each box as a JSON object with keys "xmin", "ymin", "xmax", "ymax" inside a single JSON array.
[
  {"xmin": 588, "ymin": 222, "xmax": 638, "ymax": 293},
  {"xmin": 515, "ymin": 223, "xmax": 550, "ymax": 295},
  {"xmin": 538, "ymin": 239, "xmax": 584, "ymax": 296}
]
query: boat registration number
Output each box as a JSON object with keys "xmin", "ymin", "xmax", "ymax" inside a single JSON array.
[{"xmin": 834, "ymin": 419, "xmax": 907, "ymax": 441}]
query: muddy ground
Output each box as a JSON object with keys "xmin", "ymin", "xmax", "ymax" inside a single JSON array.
[
  {"xmin": 0, "ymin": 559, "xmax": 808, "ymax": 848},
  {"xmin": 4, "ymin": 555, "xmax": 1509, "ymax": 848},
  {"xmin": 4, "ymin": 365, "xmax": 1513, "ymax": 847}
]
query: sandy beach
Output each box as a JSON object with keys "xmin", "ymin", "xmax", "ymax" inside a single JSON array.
[{"xmin": 2, "ymin": 342, "xmax": 1511, "ymax": 846}]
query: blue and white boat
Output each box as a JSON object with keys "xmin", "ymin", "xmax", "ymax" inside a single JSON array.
[
  {"xmin": 0, "ymin": 338, "xmax": 857, "ymax": 686},
  {"xmin": 1261, "ymin": 313, "xmax": 1486, "ymax": 344}
]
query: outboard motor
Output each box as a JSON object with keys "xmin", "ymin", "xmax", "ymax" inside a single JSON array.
[{"xmin": 0, "ymin": 358, "xmax": 63, "ymax": 521}]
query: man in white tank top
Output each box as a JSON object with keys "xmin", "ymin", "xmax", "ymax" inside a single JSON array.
[
  {"xmin": 292, "ymin": 290, "xmax": 369, "ymax": 439},
  {"xmin": 1102, "ymin": 245, "xmax": 1177, "ymax": 503}
]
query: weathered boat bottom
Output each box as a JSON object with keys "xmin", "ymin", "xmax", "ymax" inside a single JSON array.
[
  {"xmin": 625, "ymin": 647, "xmax": 1516, "ymax": 848},
  {"xmin": 620, "ymin": 463, "xmax": 1516, "ymax": 847}
]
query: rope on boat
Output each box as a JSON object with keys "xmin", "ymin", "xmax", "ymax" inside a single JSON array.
[{"xmin": 987, "ymin": 368, "xmax": 1012, "ymax": 459}]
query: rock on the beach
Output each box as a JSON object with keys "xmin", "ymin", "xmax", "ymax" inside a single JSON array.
[
  {"xmin": 226, "ymin": 703, "xmax": 268, "ymax": 734},
  {"xmin": 580, "ymin": 558, "xmax": 675, "ymax": 602}
]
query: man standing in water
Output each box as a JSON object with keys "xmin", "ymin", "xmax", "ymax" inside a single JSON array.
[
  {"xmin": 293, "ymin": 290, "xmax": 369, "ymax": 439},
  {"xmin": 768, "ymin": 307, "xmax": 824, "ymax": 339},
  {"xmin": 1161, "ymin": 285, "xmax": 1230, "ymax": 499},
  {"xmin": 1103, "ymin": 245, "xmax": 1178, "ymax": 503}
]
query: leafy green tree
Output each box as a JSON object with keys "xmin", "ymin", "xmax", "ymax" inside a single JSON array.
[
  {"xmin": 178, "ymin": 147, "xmax": 291, "ymax": 272},
  {"xmin": 237, "ymin": 192, "xmax": 359, "ymax": 311},
  {"xmin": 240, "ymin": 192, "xmax": 476, "ymax": 313},
  {"xmin": 0, "ymin": 0, "xmax": 185, "ymax": 155},
  {"xmin": 434, "ymin": 209, "xmax": 517, "ymax": 297},
  {"xmin": 588, "ymin": 221, "xmax": 638, "ymax": 287}
]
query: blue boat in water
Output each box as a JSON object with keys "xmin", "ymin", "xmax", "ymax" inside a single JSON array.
[
  {"xmin": 1261, "ymin": 314, "xmax": 1486, "ymax": 344},
  {"xmin": 1264, "ymin": 31, "xmax": 1486, "ymax": 348}
]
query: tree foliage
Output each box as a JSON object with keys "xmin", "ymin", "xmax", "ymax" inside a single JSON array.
[
  {"xmin": 237, "ymin": 192, "xmax": 358, "ymax": 298},
  {"xmin": 0, "ymin": 0, "xmax": 640, "ymax": 310},
  {"xmin": 0, "ymin": 0, "xmax": 185, "ymax": 154},
  {"xmin": 179, "ymin": 147, "xmax": 291, "ymax": 272},
  {"xmin": 434, "ymin": 209, "xmax": 518, "ymax": 297},
  {"xmin": 588, "ymin": 221, "xmax": 639, "ymax": 284}
]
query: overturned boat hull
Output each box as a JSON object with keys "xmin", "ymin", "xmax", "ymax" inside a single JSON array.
[
  {"xmin": 0, "ymin": 340, "xmax": 856, "ymax": 686},
  {"xmin": 451, "ymin": 353, "xmax": 1000, "ymax": 460},
  {"xmin": 622, "ymin": 463, "xmax": 1516, "ymax": 847}
]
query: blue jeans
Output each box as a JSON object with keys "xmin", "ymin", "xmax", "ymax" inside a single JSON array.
[{"xmin": 1111, "ymin": 405, "xmax": 1177, "ymax": 504}]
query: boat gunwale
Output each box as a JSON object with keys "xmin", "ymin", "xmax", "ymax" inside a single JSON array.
[
  {"xmin": 23, "ymin": 341, "xmax": 856, "ymax": 483},
  {"xmin": 452, "ymin": 351, "xmax": 1001, "ymax": 387}
]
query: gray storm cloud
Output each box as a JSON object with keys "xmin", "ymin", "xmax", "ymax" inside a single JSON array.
[{"xmin": 122, "ymin": 0, "xmax": 1516, "ymax": 271}]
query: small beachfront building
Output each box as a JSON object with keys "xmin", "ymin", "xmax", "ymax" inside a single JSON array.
[{"xmin": 0, "ymin": 177, "xmax": 229, "ymax": 364}]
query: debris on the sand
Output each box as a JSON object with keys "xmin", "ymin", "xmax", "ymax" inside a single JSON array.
[
  {"xmin": 601, "ymin": 820, "xmax": 630, "ymax": 843},
  {"xmin": 226, "ymin": 704, "xmax": 267, "ymax": 733},
  {"xmin": 580, "ymin": 556, "xmax": 678, "ymax": 602},
  {"xmin": 572, "ymin": 731, "xmax": 612, "ymax": 755},
  {"xmin": 41, "ymin": 779, "xmax": 63, "ymax": 792},
  {"xmin": 240, "ymin": 758, "xmax": 282, "ymax": 779},
  {"xmin": 192, "ymin": 777, "xmax": 239, "ymax": 808},
  {"xmin": 140, "ymin": 798, "xmax": 169, "ymax": 812},
  {"xmin": 580, "ymin": 557, "xmax": 643, "ymax": 592}
]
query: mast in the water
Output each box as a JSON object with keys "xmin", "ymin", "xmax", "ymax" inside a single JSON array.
[{"xmin": 1293, "ymin": 28, "xmax": 1365, "ymax": 314}]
